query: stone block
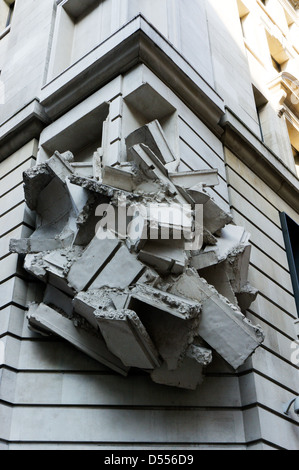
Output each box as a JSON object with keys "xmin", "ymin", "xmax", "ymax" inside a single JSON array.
[
  {"xmin": 67, "ymin": 236, "xmax": 121, "ymax": 292},
  {"xmin": 151, "ymin": 344, "xmax": 212, "ymax": 390},
  {"xmin": 138, "ymin": 239, "xmax": 188, "ymax": 274},
  {"xmin": 89, "ymin": 245, "xmax": 145, "ymax": 290},
  {"xmin": 126, "ymin": 119, "xmax": 177, "ymax": 165},
  {"xmin": 10, "ymin": 238, "xmax": 68, "ymax": 254},
  {"xmin": 101, "ymin": 165, "xmax": 136, "ymax": 192},
  {"xmin": 43, "ymin": 284, "xmax": 74, "ymax": 318},
  {"xmin": 169, "ymin": 169, "xmax": 219, "ymax": 188},
  {"xmin": 198, "ymin": 293, "xmax": 263, "ymax": 370},
  {"xmin": 126, "ymin": 284, "xmax": 201, "ymax": 370},
  {"xmin": 73, "ymin": 289, "xmax": 116, "ymax": 329},
  {"xmin": 46, "ymin": 151, "xmax": 74, "ymax": 182},
  {"xmin": 95, "ymin": 309, "xmax": 161, "ymax": 369},
  {"xmin": 169, "ymin": 270, "xmax": 263, "ymax": 369}
]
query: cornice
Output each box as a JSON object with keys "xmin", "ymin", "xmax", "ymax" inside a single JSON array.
[
  {"xmin": 39, "ymin": 16, "xmax": 225, "ymax": 135},
  {"xmin": 221, "ymin": 108, "xmax": 299, "ymax": 213}
]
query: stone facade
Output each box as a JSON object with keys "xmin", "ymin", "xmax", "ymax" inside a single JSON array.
[{"xmin": 0, "ymin": 0, "xmax": 299, "ymax": 450}]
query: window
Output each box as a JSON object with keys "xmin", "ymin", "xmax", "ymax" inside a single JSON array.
[
  {"xmin": 280, "ymin": 213, "xmax": 299, "ymax": 316},
  {"xmin": 0, "ymin": 0, "xmax": 14, "ymax": 33}
]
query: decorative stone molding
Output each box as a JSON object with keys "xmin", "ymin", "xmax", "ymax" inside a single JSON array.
[{"xmin": 10, "ymin": 119, "xmax": 264, "ymax": 390}]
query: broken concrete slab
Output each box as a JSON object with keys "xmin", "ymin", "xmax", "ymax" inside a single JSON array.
[
  {"xmin": 125, "ymin": 284, "xmax": 202, "ymax": 370},
  {"xmin": 24, "ymin": 247, "xmax": 84, "ymax": 295},
  {"xmin": 89, "ymin": 245, "xmax": 145, "ymax": 290},
  {"xmin": 138, "ymin": 239, "xmax": 188, "ymax": 274},
  {"xmin": 26, "ymin": 303, "xmax": 129, "ymax": 376},
  {"xmin": 9, "ymin": 237, "xmax": 70, "ymax": 254},
  {"xmin": 23, "ymin": 164, "xmax": 53, "ymax": 211},
  {"xmin": 46, "ymin": 151, "xmax": 74, "ymax": 183},
  {"xmin": 169, "ymin": 169, "xmax": 219, "ymax": 189},
  {"xmin": 126, "ymin": 119, "xmax": 177, "ymax": 166},
  {"xmin": 43, "ymin": 284, "xmax": 74, "ymax": 318},
  {"xmin": 150, "ymin": 345, "xmax": 212, "ymax": 390},
  {"xmin": 191, "ymin": 224, "xmax": 251, "ymax": 272},
  {"xmin": 101, "ymin": 165, "xmax": 136, "ymax": 192},
  {"xmin": 67, "ymin": 236, "xmax": 121, "ymax": 292},
  {"xmin": 168, "ymin": 269, "xmax": 263, "ymax": 369},
  {"xmin": 95, "ymin": 308, "xmax": 161, "ymax": 369},
  {"xmin": 203, "ymin": 198, "xmax": 233, "ymax": 235},
  {"xmin": 198, "ymin": 292, "xmax": 264, "ymax": 369},
  {"xmin": 72, "ymin": 289, "xmax": 116, "ymax": 329}
]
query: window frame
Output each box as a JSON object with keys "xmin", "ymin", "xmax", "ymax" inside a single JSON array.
[{"xmin": 280, "ymin": 212, "xmax": 299, "ymax": 316}]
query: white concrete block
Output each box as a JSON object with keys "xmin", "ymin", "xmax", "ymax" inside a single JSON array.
[
  {"xmin": 72, "ymin": 290, "xmax": 116, "ymax": 329},
  {"xmin": 95, "ymin": 309, "xmax": 161, "ymax": 369},
  {"xmin": 151, "ymin": 344, "xmax": 212, "ymax": 390},
  {"xmin": 67, "ymin": 236, "xmax": 121, "ymax": 292},
  {"xmin": 169, "ymin": 270, "xmax": 264, "ymax": 369},
  {"xmin": 126, "ymin": 119, "xmax": 176, "ymax": 165},
  {"xmin": 89, "ymin": 245, "xmax": 145, "ymax": 290},
  {"xmin": 43, "ymin": 284, "xmax": 74, "ymax": 318},
  {"xmin": 170, "ymin": 169, "xmax": 219, "ymax": 188}
]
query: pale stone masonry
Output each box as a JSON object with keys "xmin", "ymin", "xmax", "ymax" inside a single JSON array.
[{"xmin": 0, "ymin": 0, "xmax": 299, "ymax": 450}]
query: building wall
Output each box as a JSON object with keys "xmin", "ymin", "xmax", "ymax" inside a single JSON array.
[{"xmin": 0, "ymin": 0, "xmax": 299, "ymax": 450}]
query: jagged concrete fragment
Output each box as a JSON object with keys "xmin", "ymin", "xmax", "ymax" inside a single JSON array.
[
  {"xmin": 22, "ymin": 152, "xmax": 78, "ymax": 247},
  {"xmin": 95, "ymin": 309, "xmax": 161, "ymax": 369},
  {"xmin": 46, "ymin": 151, "xmax": 74, "ymax": 182},
  {"xmin": 138, "ymin": 239, "xmax": 188, "ymax": 274},
  {"xmin": 43, "ymin": 284, "xmax": 74, "ymax": 318},
  {"xmin": 191, "ymin": 225, "xmax": 251, "ymax": 271},
  {"xmin": 69, "ymin": 174, "xmax": 137, "ymax": 203},
  {"xmin": 101, "ymin": 165, "xmax": 136, "ymax": 192},
  {"xmin": 27, "ymin": 303, "xmax": 129, "ymax": 376},
  {"xmin": 126, "ymin": 285, "xmax": 202, "ymax": 370},
  {"xmin": 67, "ymin": 236, "xmax": 121, "ymax": 292},
  {"xmin": 169, "ymin": 169, "xmax": 219, "ymax": 188},
  {"xmin": 24, "ymin": 247, "xmax": 83, "ymax": 295},
  {"xmin": 198, "ymin": 292, "xmax": 263, "ymax": 369},
  {"xmin": 197, "ymin": 263, "xmax": 238, "ymax": 306},
  {"xmin": 71, "ymin": 162, "xmax": 94, "ymax": 178},
  {"xmin": 128, "ymin": 143, "xmax": 169, "ymax": 180},
  {"xmin": 10, "ymin": 238, "xmax": 69, "ymax": 254},
  {"xmin": 151, "ymin": 345, "xmax": 212, "ymax": 390},
  {"xmin": 126, "ymin": 120, "xmax": 177, "ymax": 166},
  {"xmin": 236, "ymin": 282, "xmax": 259, "ymax": 312},
  {"xmin": 203, "ymin": 198, "xmax": 233, "ymax": 235},
  {"xmin": 23, "ymin": 164, "xmax": 53, "ymax": 211},
  {"xmin": 169, "ymin": 269, "xmax": 264, "ymax": 369},
  {"xmin": 89, "ymin": 245, "xmax": 145, "ymax": 290},
  {"xmin": 73, "ymin": 290, "xmax": 116, "ymax": 329},
  {"xmin": 128, "ymin": 284, "xmax": 202, "ymax": 320}
]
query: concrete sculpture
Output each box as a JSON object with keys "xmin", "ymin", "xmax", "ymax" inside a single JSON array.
[{"xmin": 10, "ymin": 119, "xmax": 264, "ymax": 390}]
